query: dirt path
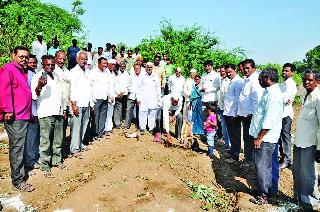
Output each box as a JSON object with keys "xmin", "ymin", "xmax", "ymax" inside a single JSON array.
[{"xmin": 0, "ymin": 106, "xmax": 303, "ymax": 211}]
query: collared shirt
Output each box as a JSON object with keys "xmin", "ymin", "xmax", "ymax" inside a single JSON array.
[
  {"xmin": 137, "ymin": 72, "xmax": 161, "ymax": 111},
  {"xmin": 223, "ymin": 75, "xmax": 244, "ymax": 117},
  {"xmin": 167, "ymin": 74, "xmax": 185, "ymax": 97},
  {"xmin": 32, "ymin": 40, "xmax": 47, "ymax": 63},
  {"xmin": 161, "ymin": 94, "xmax": 183, "ymax": 115},
  {"xmin": 104, "ymin": 51, "xmax": 112, "ymax": 61},
  {"xmin": 237, "ymin": 71, "xmax": 264, "ymax": 117},
  {"xmin": 67, "ymin": 46, "xmax": 80, "ymax": 65},
  {"xmin": 124, "ymin": 57, "xmax": 135, "ymax": 72},
  {"xmin": 0, "ymin": 61, "xmax": 31, "ymax": 120},
  {"xmin": 153, "ymin": 65, "xmax": 166, "ymax": 88},
  {"xmin": 28, "ymin": 70, "xmax": 38, "ymax": 117},
  {"xmin": 249, "ymin": 83, "xmax": 284, "ymax": 143},
  {"xmin": 47, "ymin": 47, "xmax": 59, "ymax": 56},
  {"xmin": 31, "ymin": 70, "xmax": 64, "ymax": 118},
  {"xmin": 69, "ymin": 64, "xmax": 93, "ymax": 107},
  {"xmin": 294, "ymin": 87, "xmax": 320, "ymax": 149},
  {"xmin": 114, "ymin": 70, "xmax": 130, "ymax": 96},
  {"xmin": 54, "ymin": 65, "xmax": 71, "ymax": 110},
  {"xmin": 89, "ymin": 67, "xmax": 113, "ymax": 101},
  {"xmin": 127, "ymin": 72, "xmax": 142, "ymax": 100},
  {"xmin": 280, "ymin": 77, "xmax": 297, "ymax": 119},
  {"xmin": 201, "ymin": 70, "xmax": 221, "ymax": 103},
  {"xmin": 92, "ymin": 53, "xmax": 104, "ymax": 68},
  {"xmin": 218, "ymin": 77, "xmax": 230, "ymax": 109}
]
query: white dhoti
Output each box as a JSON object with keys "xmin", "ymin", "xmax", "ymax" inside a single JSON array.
[
  {"xmin": 104, "ymin": 104, "xmax": 114, "ymax": 132},
  {"xmin": 139, "ymin": 109, "xmax": 157, "ymax": 131}
]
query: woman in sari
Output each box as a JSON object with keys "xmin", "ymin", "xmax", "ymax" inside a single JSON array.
[{"xmin": 189, "ymin": 75, "xmax": 204, "ymax": 135}]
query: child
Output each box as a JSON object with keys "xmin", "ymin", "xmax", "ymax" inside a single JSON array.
[{"xmin": 204, "ymin": 103, "xmax": 218, "ymax": 158}]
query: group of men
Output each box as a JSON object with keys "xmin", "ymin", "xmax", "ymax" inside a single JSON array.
[{"xmin": 0, "ymin": 35, "xmax": 319, "ymax": 210}]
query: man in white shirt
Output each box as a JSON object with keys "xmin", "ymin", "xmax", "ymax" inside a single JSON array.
[
  {"xmin": 223, "ymin": 64, "xmax": 244, "ymax": 161},
  {"xmin": 104, "ymin": 59, "xmax": 116, "ymax": 134},
  {"xmin": 125, "ymin": 64, "xmax": 142, "ymax": 129},
  {"xmin": 160, "ymin": 94, "xmax": 183, "ymax": 145},
  {"xmin": 167, "ymin": 67, "xmax": 185, "ymax": 97},
  {"xmin": 184, "ymin": 69, "xmax": 197, "ymax": 122},
  {"xmin": 201, "ymin": 60, "xmax": 221, "ymax": 106},
  {"xmin": 32, "ymin": 32, "xmax": 47, "ymax": 72},
  {"xmin": 86, "ymin": 43, "xmax": 94, "ymax": 70},
  {"xmin": 31, "ymin": 55, "xmax": 65, "ymax": 177},
  {"xmin": 53, "ymin": 51, "xmax": 70, "ymax": 158},
  {"xmin": 92, "ymin": 47, "xmax": 104, "ymax": 68},
  {"xmin": 218, "ymin": 66, "xmax": 231, "ymax": 149},
  {"xmin": 137, "ymin": 62, "xmax": 161, "ymax": 135},
  {"xmin": 249, "ymin": 68, "xmax": 283, "ymax": 204},
  {"xmin": 90, "ymin": 57, "xmax": 110, "ymax": 139},
  {"xmin": 69, "ymin": 51, "xmax": 93, "ymax": 159},
  {"xmin": 113, "ymin": 62, "xmax": 130, "ymax": 128},
  {"xmin": 293, "ymin": 70, "xmax": 320, "ymax": 210},
  {"xmin": 237, "ymin": 59, "xmax": 264, "ymax": 165},
  {"xmin": 278, "ymin": 63, "xmax": 297, "ymax": 169}
]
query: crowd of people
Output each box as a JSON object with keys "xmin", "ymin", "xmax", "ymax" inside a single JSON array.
[{"xmin": 0, "ymin": 32, "xmax": 319, "ymax": 210}]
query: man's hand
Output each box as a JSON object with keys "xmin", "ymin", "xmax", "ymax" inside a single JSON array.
[
  {"xmin": 254, "ymin": 138, "xmax": 263, "ymax": 149},
  {"xmin": 37, "ymin": 77, "xmax": 47, "ymax": 88},
  {"xmin": 72, "ymin": 104, "xmax": 79, "ymax": 116},
  {"xmin": 187, "ymin": 104, "xmax": 192, "ymax": 111},
  {"xmin": 118, "ymin": 92, "xmax": 124, "ymax": 98},
  {"xmin": 4, "ymin": 113, "xmax": 13, "ymax": 122},
  {"xmin": 169, "ymin": 116, "xmax": 176, "ymax": 123}
]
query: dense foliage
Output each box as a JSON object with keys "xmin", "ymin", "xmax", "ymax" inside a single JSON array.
[
  {"xmin": 137, "ymin": 20, "xmax": 245, "ymax": 77},
  {"xmin": 0, "ymin": 0, "xmax": 84, "ymax": 62}
]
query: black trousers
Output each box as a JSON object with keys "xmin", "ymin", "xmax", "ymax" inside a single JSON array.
[
  {"xmin": 225, "ymin": 116, "xmax": 242, "ymax": 160},
  {"xmin": 240, "ymin": 115, "xmax": 254, "ymax": 162},
  {"xmin": 278, "ymin": 116, "xmax": 292, "ymax": 163}
]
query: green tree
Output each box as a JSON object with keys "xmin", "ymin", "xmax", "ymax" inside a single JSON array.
[
  {"xmin": 0, "ymin": 0, "xmax": 84, "ymax": 61},
  {"xmin": 136, "ymin": 20, "xmax": 245, "ymax": 77},
  {"xmin": 305, "ymin": 44, "xmax": 320, "ymax": 70}
]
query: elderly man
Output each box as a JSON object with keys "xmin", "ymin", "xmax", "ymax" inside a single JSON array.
[
  {"xmin": 293, "ymin": 70, "xmax": 320, "ymax": 210},
  {"xmin": 113, "ymin": 62, "xmax": 130, "ymax": 129},
  {"xmin": 278, "ymin": 63, "xmax": 297, "ymax": 169},
  {"xmin": 89, "ymin": 57, "xmax": 110, "ymax": 139},
  {"xmin": 167, "ymin": 67, "xmax": 185, "ymax": 97},
  {"xmin": 161, "ymin": 94, "xmax": 183, "ymax": 145},
  {"xmin": 201, "ymin": 60, "xmax": 221, "ymax": 106},
  {"xmin": 249, "ymin": 68, "xmax": 283, "ymax": 204},
  {"xmin": 0, "ymin": 46, "xmax": 34, "ymax": 192},
  {"xmin": 125, "ymin": 64, "xmax": 142, "ymax": 129},
  {"xmin": 153, "ymin": 56, "xmax": 166, "ymax": 92},
  {"xmin": 31, "ymin": 55, "xmax": 65, "ymax": 177},
  {"xmin": 237, "ymin": 59, "xmax": 264, "ymax": 166},
  {"xmin": 223, "ymin": 64, "xmax": 244, "ymax": 159},
  {"xmin": 104, "ymin": 59, "xmax": 116, "ymax": 134},
  {"xmin": 32, "ymin": 32, "xmax": 47, "ymax": 72},
  {"xmin": 137, "ymin": 62, "xmax": 161, "ymax": 135},
  {"xmin": 69, "ymin": 51, "xmax": 93, "ymax": 159}
]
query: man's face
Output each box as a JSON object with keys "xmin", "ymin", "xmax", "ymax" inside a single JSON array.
[
  {"xmin": 55, "ymin": 52, "xmax": 66, "ymax": 68},
  {"xmin": 190, "ymin": 72, "xmax": 196, "ymax": 79},
  {"xmin": 134, "ymin": 65, "xmax": 141, "ymax": 75},
  {"xmin": 146, "ymin": 65, "xmax": 153, "ymax": 75},
  {"xmin": 120, "ymin": 50, "xmax": 125, "ymax": 57},
  {"xmin": 136, "ymin": 59, "xmax": 142, "ymax": 66},
  {"xmin": 220, "ymin": 68, "xmax": 226, "ymax": 77},
  {"xmin": 98, "ymin": 48, "xmax": 103, "ymax": 55},
  {"xmin": 77, "ymin": 52, "xmax": 88, "ymax": 67},
  {"xmin": 37, "ymin": 35, "xmax": 43, "ymax": 42},
  {"xmin": 303, "ymin": 74, "xmax": 317, "ymax": 92},
  {"xmin": 98, "ymin": 59, "xmax": 108, "ymax": 71},
  {"xmin": 154, "ymin": 58, "xmax": 160, "ymax": 66},
  {"xmin": 175, "ymin": 69, "xmax": 181, "ymax": 77},
  {"xmin": 238, "ymin": 64, "xmax": 244, "ymax": 75},
  {"xmin": 28, "ymin": 58, "xmax": 37, "ymax": 70},
  {"xmin": 171, "ymin": 98, "xmax": 179, "ymax": 106},
  {"xmin": 282, "ymin": 67, "xmax": 293, "ymax": 80},
  {"xmin": 42, "ymin": 59, "xmax": 55, "ymax": 73},
  {"xmin": 166, "ymin": 59, "xmax": 171, "ymax": 65},
  {"xmin": 163, "ymin": 54, "xmax": 168, "ymax": 61},
  {"xmin": 72, "ymin": 40, "xmax": 77, "ymax": 46},
  {"xmin": 108, "ymin": 63, "xmax": 115, "ymax": 71},
  {"xmin": 243, "ymin": 63, "xmax": 255, "ymax": 77},
  {"xmin": 120, "ymin": 63, "xmax": 126, "ymax": 71},
  {"xmin": 128, "ymin": 51, "xmax": 133, "ymax": 58},
  {"xmin": 205, "ymin": 64, "xmax": 212, "ymax": 73},
  {"xmin": 258, "ymin": 75, "xmax": 269, "ymax": 88},
  {"xmin": 13, "ymin": 50, "xmax": 29, "ymax": 70},
  {"xmin": 226, "ymin": 68, "xmax": 236, "ymax": 79}
]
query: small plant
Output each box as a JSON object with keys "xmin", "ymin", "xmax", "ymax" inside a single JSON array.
[{"xmin": 181, "ymin": 179, "xmax": 234, "ymax": 211}]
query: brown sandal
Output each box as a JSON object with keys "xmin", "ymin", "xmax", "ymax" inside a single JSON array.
[{"xmin": 15, "ymin": 181, "xmax": 35, "ymax": 192}]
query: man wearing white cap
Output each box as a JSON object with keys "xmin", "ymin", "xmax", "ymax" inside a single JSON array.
[
  {"xmin": 103, "ymin": 59, "xmax": 116, "ymax": 134},
  {"xmin": 136, "ymin": 62, "xmax": 161, "ymax": 135},
  {"xmin": 32, "ymin": 32, "xmax": 47, "ymax": 72},
  {"xmin": 160, "ymin": 93, "xmax": 183, "ymax": 145},
  {"xmin": 167, "ymin": 67, "xmax": 185, "ymax": 97}
]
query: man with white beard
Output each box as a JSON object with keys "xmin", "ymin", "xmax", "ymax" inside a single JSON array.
[{"xmin": 137, "ymin": 62, "xmax": 161, "ymax": 135}]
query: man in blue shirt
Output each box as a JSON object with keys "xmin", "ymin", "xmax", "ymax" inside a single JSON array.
[{"xmin": 67, "ymin": 39, "xmax": 80, "ymax": 70}]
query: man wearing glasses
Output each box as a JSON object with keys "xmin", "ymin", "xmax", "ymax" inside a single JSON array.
[
  {"xmin": 0, "ymin": 46, "xmax": 35, "ymax": 192},
  {"xmin": 31, "ymin": 54, "xmax": 65, "ymax": 178}
]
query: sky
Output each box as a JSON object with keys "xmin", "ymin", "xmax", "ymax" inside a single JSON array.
[{"xmin": 43, "ymin": 0, "xmax": 320, "ymax": 65}]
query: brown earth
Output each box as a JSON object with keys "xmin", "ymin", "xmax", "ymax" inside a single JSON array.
[{"xmin": 0, "ymin": 106, "xmax": 304, "ymax": 211}]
